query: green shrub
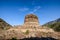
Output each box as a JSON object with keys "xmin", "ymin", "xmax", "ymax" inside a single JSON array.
[{"xmin": 25, "ymin": 30, "xmax": 29, "ymax": 35}]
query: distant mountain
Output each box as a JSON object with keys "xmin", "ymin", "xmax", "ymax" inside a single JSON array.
[
  {"xmin": 0, "ymin": 18, "xmax": 12, "ymax": 30},
  {"xmin": 43, "ymin": 18, "xmax": 60, "ymax": 32}
]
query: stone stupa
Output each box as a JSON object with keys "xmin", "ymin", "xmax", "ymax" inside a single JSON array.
[{"xmin": 24, "ymin": 14, "xmax": 40, "ymax": 27}]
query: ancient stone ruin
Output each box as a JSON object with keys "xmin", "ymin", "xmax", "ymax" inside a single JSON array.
[
  {"xmin": 24, "ymin": 14, "xmax": 39, "ymax": 27},
  {"xmin": 0, "ymin": 14, "xmax": 60, "ymax": 40},
  {"xmin": 15, "ymin": 14, "xmax": 54, "ymax": 32}
]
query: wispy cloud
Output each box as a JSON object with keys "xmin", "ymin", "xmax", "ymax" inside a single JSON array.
[
  {"xmin": 19, "ymin": 7, "xmax": 29, "ymax": 12},
  {"xmin": 30, "ymin": 6, "xmax": 41, "ymax": 13},
  {"xmin": 19, "ymin": 0, "xmax": 41, "ymax": 13},
  {"xmin": 19, "ymin": 6, "xmax": 41, "ymax": 13},
  {"xmin": 30, "ymin": 0, "xmax": 41, "ymax": 13}
]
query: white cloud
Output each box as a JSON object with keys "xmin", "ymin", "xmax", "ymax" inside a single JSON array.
[
  {"xmin": 19, "ymin": 7, "xmax": 29, "ymax": 12},
  {"xmin": 30, "ymin": 0, "xmax": 41, "ymax": 13},
  {"xmin": 19, "ymin": 0, "xmax": 41, "ymax": 13},
  {"xmin": 30, "ymin": 6, "xmax": 41, "ymax": 13},
  {"xmin": 19, "ymin": 6, "xmax": 41, "ymax": 13}
]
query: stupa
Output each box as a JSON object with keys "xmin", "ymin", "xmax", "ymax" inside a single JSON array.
[{"xmin": 24, "ymin": 14, "xmax": 40, "ymax": 27}]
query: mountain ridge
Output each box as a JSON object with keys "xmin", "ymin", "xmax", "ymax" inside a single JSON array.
[
  {"xmin": 43, "ymin": 18, "xmax": 60, "ymax": 32},
  {"xmin": 0, "ymin": 18, "xmax": 12, "ymax": 30}
]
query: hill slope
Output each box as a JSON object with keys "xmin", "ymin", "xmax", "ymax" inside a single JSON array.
[
  {"xmin": 43, "ymin": 18, "xmax": 60, "ymax": 32},
  {"xmin": 0, "ymin": 18, "xmax": 12, "ymax": 30}
]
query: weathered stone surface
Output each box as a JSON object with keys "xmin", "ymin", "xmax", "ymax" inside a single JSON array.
[
  {"xmin": 24, "ymin": 14, "xmax": 39, "ymax": 27},
  {"xmin": 0, "ymin": 14, "xmax": 60, "ymax": 40}
]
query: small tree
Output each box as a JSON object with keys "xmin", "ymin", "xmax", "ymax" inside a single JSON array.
[{"xmin": 25, "ymin": 30, "xmax": 29, "ymax": 35}]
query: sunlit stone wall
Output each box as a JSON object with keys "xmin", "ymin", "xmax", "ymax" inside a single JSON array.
[{"xmin": 24, "ymin": 14, "xmax": 40, "ymax": 27}]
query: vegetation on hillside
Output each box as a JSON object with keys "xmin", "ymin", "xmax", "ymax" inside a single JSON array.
[
  {"xmin": 0, "ymin": 18, "xmax": 12, "ymax": 30},
  {"xmin": 43, "ymin": 18, "xmax": 60, "ymax": 32}
]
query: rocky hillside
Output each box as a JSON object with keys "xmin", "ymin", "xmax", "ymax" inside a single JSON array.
[
  {"xmin": 0, "ymin": 18, "xmax": 60, "ymax": 40},
  {"xmin": 43, "ymin": 18, "xmax": 60, "ymax": 32},
  {"xmin": 0, "ymin": 18, "xmax": 12, "ymax": 30}
]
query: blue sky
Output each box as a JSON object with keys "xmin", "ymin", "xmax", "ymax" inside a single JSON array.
[{"xmin": 0, "ymin": 0, "xmax": 60, "ymax": 26}]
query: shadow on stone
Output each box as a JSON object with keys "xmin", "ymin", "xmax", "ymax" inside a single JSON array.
[{"xmin": 20, "ymin": 37, "xmax": 57, "ymax": 40}]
